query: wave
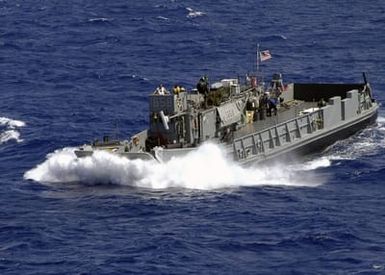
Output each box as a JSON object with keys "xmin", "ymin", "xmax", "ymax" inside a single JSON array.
[
  {"xmin": 0, "ymin": 117, "xmax": 26, "ymax": 128},
  {"xmin": 0, "ymin": 130, "xmax": 23, "ymax": 144},
  {"xmin": 156, "ymin": 16, "xmax": 169, "ymax": 21},
  {"xmin": 87, "ymin": 17, "xmax": 112, "ymax": 23},
  {"xmin": 322, "ymin": 116, "xmax": 385, "ymax": 160},
  {"xmin": 290, "ymin": 157, "xmax": 331, "ymax": 171},
  {"xmin": 377, "ymin": 116, "xmax": 385, "ymax": 124},
  {"xmin": 262, "ymin": 34, "xmax": 288, "ymax": 42},
  {"xmin": 24, "ymin": 143, "xmax": 324, "ymax": 190},
  {"xmin": 186, "ymin": 7, "xmax": 206, "ymax": 18},
  {"xmin": 0, "ymin": 116, "xmax": 26, "ymax": 144}
]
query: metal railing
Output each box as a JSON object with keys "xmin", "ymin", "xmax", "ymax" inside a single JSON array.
[{"xmin": 232, "ymin": 109, "xmax": 324, "ymax": 160}]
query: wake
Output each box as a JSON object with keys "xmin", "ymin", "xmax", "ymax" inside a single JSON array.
[
  {"xmin": 322, "ymin": 115, "xmax": 385, "ymax": 161},
  {"xmin": 24, "ymin": 116, "xmax": 384, "ymax": 190},
  {"xmin": 24, "ymin": 143, "xmax": 326, "ymax": 190}
]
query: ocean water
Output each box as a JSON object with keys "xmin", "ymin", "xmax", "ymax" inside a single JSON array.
[{"xmin": 1, "ymin": 0, "xmax": 385, "ymax": 274}]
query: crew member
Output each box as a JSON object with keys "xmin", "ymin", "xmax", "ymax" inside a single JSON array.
[
  {"xmin": 259, "ymin": 93, "xmax": 268, "ymax": 120},
  {"xmin": 317, "ymin": 98, "xmax": 326, "ymax": 108},
  {"xmin": 268, "ymin": 97, "xmax": 278, "ymax": 116},
  {"xmin": 173, "ymin": 85, "xmax": 181, "ymax": 95},
  {"xmin": 154, "ymin": 84, "xmax": 167, "ymax": 95},
  {"xmin": 197, "ymin": 75, "xmax": 210, "ymax": 108}
]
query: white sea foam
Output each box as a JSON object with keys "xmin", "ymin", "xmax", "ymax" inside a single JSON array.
[
  {"xmin": 88, "ymin": 18, "xmax": 110, "ymax": 22},
  {"xmin": 0, "ymin": 130, "xmax": 23, "ymax": 143},
  {"xmin": 322, "ymin": 116, "xmax": 385, "ymax": 160},
  {"xmin": 24, "ymin": 143, "xmax": 324, "ymax": 190},
  {"xmin": 186, "ymin": 7, "xmax": 206, "ymax": 18},
  {"xmin": 156, "ymin": 16, "xmax": 169, "ymax": 21},
  {"xmin": 376, "ymin": 116, "xmax": 385, "ymax": 124},
  {"xmin": 0, "ymin": 117, "xmax": 26, "ymax": 129},
  {"xmin": 0, "ymin": 117, "xmax": 25, "ymax": 144},
  {"xmin": 290, "ymin": 157, "xmax": 331, "ymax": 171}
]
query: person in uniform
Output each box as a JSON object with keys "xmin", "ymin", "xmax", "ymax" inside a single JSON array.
[
  {"xmin": 173, "ymin": 85, "xmax": 181, "ymax": 95},
  {"xmin": 155, "ymin": 84, "xmax": 167, "ymax": 95},
  {"xmin": 197, "ymin": 76, "xmax": 210, "ymax": 108}
]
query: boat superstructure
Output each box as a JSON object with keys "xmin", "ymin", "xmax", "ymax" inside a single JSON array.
[{"xmin": 75, "ymin": 73, "xmax": 378, "ymax": 165}]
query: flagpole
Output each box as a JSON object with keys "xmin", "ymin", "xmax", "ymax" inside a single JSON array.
[{"xmin": 256, "ymin": 43, "xmax": 260, "ymax": 74}]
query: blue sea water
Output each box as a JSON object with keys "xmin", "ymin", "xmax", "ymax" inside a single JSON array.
[{"xmin": 1, "ymin": 0, "xmax": 385, "ymax": 274}]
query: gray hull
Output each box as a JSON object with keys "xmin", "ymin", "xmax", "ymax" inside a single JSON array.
[
  {"xmin": 154, "ymin": 104, "xmax": 378, "ymax": 165},
  {"xmin": 228, "ymin": 87, "xmax": 378, "ymax": 165},
  {"xmin": 239, "ymin": 105, "xmax": 378, "ymax": 166}
]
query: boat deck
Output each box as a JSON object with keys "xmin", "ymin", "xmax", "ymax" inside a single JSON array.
[{"xmin": 234, "ymin": 100, "xmax": 318, "ymax": 139}]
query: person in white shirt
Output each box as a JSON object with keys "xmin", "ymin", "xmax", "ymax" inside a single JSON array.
[{"xmin": 154, "ymin": 84, "xmax": 167, "ymax": 95}]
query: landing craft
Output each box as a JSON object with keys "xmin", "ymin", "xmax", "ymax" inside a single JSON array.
[{"xmin": 75, "ymin": 71, "xmax": 378, "ymax": 165}]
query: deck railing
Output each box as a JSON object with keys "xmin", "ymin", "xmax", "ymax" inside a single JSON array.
[{"xmin": 232, "ymin": 109, "xmax": 324, "ymax": 161}]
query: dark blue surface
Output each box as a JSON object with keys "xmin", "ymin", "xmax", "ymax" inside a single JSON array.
[{"xmin": 1, "ymin": 0, "xmax": 385, "ymax": 274}]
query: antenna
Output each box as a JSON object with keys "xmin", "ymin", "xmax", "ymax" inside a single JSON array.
[
  {"xmin": 112, "ymin": 120, "xmax": 120, "ymax": 140},
  {"xmin": 362, "ymin": 72, "xmax": 368, "ymax": 84}
]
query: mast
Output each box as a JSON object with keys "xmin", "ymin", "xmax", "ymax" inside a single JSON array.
[
  {"xmin": 256, "ymin": 43, "xmax": 260, "ymax": 74},
  {"xmin": 256, "ymin": 43, "xmax": 263, "ymax": 86}
]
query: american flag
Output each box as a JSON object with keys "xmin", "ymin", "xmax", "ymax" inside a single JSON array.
[{"xmin": 260, "ymin": 50, "xmax": 272, "ymax": 62}]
